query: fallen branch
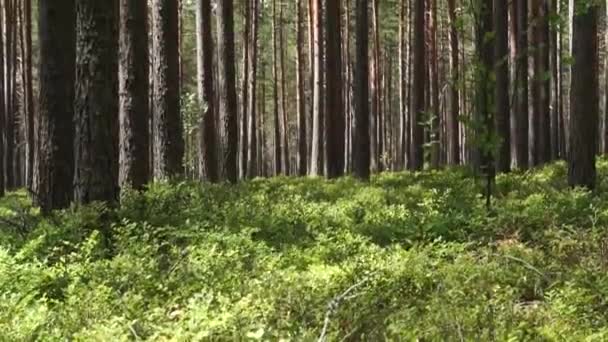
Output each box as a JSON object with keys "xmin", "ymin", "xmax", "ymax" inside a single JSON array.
[
  {"xmin": 318, "ymin": 273, "xmax": 375, "ymax": 342},
  {"xmin": 492, "ymin": 253, "xmax": 548, "ymax": 280}
]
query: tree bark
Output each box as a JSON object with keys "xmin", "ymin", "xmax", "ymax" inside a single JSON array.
[
  {"xmin": 495, "ymin": 0, "xmax": 511, "ymax": 172},
  {"xmin": 309, "ymin": 0, "xmax": 324, "ymax": 176},
  {"xmin": 246, "ymin": 0, "xmax": 260, "ymax": 179},
  {"xmin": 216, "ymin": 0, "xmax": 238, "ymax": 183},
  {"xmin": 569, "ymin": 3, "xmax": 598, "ymax": 189},
  {"xmin": 515, "ymin": 0, "xmax": 529, "ymax": 169},
  {"xmin": 119, "ymin": 0, "xmax": 150, "ymax": 190},
  {"xmin": 152, "ymin": 0, "xmax": 184, "ymax": 179},
  {"xmin": 296, "ymin": 0, "xmax": 307, "ymax": 176},
  {"xmin": 271, "ymin": 0, "xmax": 282, "ymax": 175},
  {"xmin": 447, "ymin": 0, "xmax": 460, "ymax": 166},
  {"xmin": 410, "ymin": 0, "xmax": 425, "ymax": 170},
  {"xmin": 326, "ymin": 0, "xmax": 344, "ymax": 178},
  {"xmin": 73, "ymin": 0, "xmax": 118, "ymax": 204},
  {"xmin": 4, "ymin": 0, "xmax": 15, "ymax": 189},
  {"xmin": 0, "ymin": 0, "xmax": 6, "ymax": 196},
  {"xmin": 21, "ymin": 0, "xmax": 33, "ymax": 189},
  {"xmin": 239, "ymin": 0, "xmax": 250, "ymax": 179},
  {"xmin": 398, "ymin": 0, "xmax": 407, "ymax": 169},
  {"xmin": 196, "ymin": 0, "xmax": 218, "ymax": 182},
  {"xmin": 279, "ymin": 0, "xmax": 289, "ymax": 174},
  {"xmin": 353, "ymin": 0, "xmax": 370, "ymax": 180},
  {"xmin": 429, "ymin": 0, "xmax": 440, "ymax": 169}
]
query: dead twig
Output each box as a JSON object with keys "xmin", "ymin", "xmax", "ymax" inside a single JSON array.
[{"xmin": 318, "ymin": 273, "xmax": 375, "ymax": 342}]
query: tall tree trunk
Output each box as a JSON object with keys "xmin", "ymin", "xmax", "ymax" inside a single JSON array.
[
  {"xmin": 0, "ymin": 0, "xmax": 4, "ymax": 196},
  {"xmin": 447, "ymin": 0, "xmax": 460, "ymax": 166},
  {"xmin": 260, "ymin": 66, "xmax": 267, "ymax": 177},
  {"xmin": 21, "ymin": 0, "xmax": 33, "ymax": 189},
  {"xmin": 514, "ymin": 0, "xmax": 529, "ymax": 169},
  {"xmin": 529, "ymin": 1, "xmax": 539, "ymax": 166},
  {"xmin": 239, "ymin": 0, "xmax": 250, "ymax": 179},
  {"xmin": 119, "ymin": 0, "xmax": 150, "ymax": 190},
  {"xmin": 429, "ymin": 0, "xmax": 440, "ymax": 169},
  {"xmin": 550, "ymin": 0, "xmax": 560, "ymax": 159},
  {"xmin": 73, "ymin": 0, "xmax": 118, "ymax": 204},
  {"xmin": 326, "ymin": 0, "xmax": 344, "ymax": 178},
  {"xmin": 152, "ymin": 0, "xmax": 184, "ymax": 179},
  {"xmin": 558, "ymin": 0, "xmax": 567, "ymax": 159},
  {"xmin": 540, "ymin": 0, "xmax": 551, "ymax": 163},
  {"xmin": 307, "ymin": 0, "xmax": 314, "ymax": 172},
  {"xmin": 410, "ymin": 0, "xmax": 425, "ymax": 170},
  {"xmin": 531, "ymin": 0, "xmax": 551, "ymax": 165},
  {"xmin": 279, "ymin": 0, "xmax": 289, "ymax": 175},
  {"xmin": 296, "ymin": 0, "xmax": 307, "ymax": 176},
  {"xmin": 569, "ymin": 3, "xmax": 598, "ymax": 189},
  {"xmin": 4, "ymin": 0, "xmax": 14, "ymax": 189},
  {"xmin": 271, "ymin": 0, "xmax": 282, "ymax": 175},
  {"xmin": 398, "ymin": 0, "xmax": 407, "ymax": 169},
  {"xmin": 495, "ymin": 0, "xmax": 511, "ymax": 172},
  {"xmin": 216, "ymin": 0, "xmax": 238, "ymax": 183},
  {"xmin": 309, "ymin": 0, "xmax": 323, "ymax": 176},
  {"xmin": 246, "ymin": 0, "xmax": 260, "ymax": 179},
  {"xmin": 353, "ymin": 0, "xmax": 370, "ymax": 180},
  {"xmin": 369, "ymin": 0, "xmax": 379, "ymax": 172},
  {"xmin": 604, "ymin": 3, "xmax": 608, "ymax": 156},
  {"xmin": 16, "ymin": 0, "xmax": 24, "ymax": 188},
  {"xmin": 196, "ymin": 0, "xmax": 218, "ymax": 182}
]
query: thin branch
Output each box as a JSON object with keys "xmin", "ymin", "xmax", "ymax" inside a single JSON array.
[{"xmin": 318, "ymin": 273, "xmax": 375, "ymax": 342}]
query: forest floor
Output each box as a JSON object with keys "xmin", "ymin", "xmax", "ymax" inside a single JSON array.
[{"xmin": 2, "ymin": 161, "xmax": 608, "ymax": 340}]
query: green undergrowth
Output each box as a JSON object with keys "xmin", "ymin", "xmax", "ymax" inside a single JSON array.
[{"xmin": 3, "ymin": 161, "xmax": 608, "ymax": 340}]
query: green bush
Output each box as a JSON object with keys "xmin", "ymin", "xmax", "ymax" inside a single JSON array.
[{"xmin": 2, "ymin": 161, "xmax": 608, "ymax": 340}]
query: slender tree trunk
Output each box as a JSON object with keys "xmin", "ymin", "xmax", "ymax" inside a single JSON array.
[
  {"xmin": 196, "ymin": 0, "xmax": 218, "ymax": 182},
  {"xmin": 279, "ymin": 0, "xmax": 289, "ymax": 175},
  {"xmin": 446, "ymin": 0, "xmax": 460, "ymax": 166},
  {"xmin": 558, "ymin": 0, "xmax": 567, "ymax": 159},
  {"xmin": 549, "ymin": 0, "xmax": 560, "ymax": 159},
  {"xmin": 326, "ymin": 0, "xmax": 344, "ymax": 178},
  {"xmin": 495, "ymin": 0, "xmax": 511, "ymax": 172},
  {"xmin": 569, "ymin": 3, "xmax": 598, "ymax": 189},
  {"xmin": 239, "ymin": 0, "xmax": 250, "ymax": 179},
  {"xmin": 343, "ymin": 0, "xmax": 352, "ymax": 173},
  {"xmin": 216, "ymin": 0, "xmax": 238, "ymax": 183},
  {"xmin": 271, "ymin": 0, "xmax": 282, "ymax": 175},
  {"xmin": 20, "ymin": 0, "xmax": 33, "ymax": 189},
  {"xmin": 529, "ymin": 1, "xmax": 539, "ymax": 166},
  {"xmin": 73, "ymin": 0, "xmax": 118, "ymax": 204},
  {"xmin": 410, "ymin": 0, "xmax": 425, "ymax": 170},
  {"xmin": 540, "ymin": 0, "xmax": 551, "ymax": 163},
  {"xmin": 514, "ymin": 0, "xmax": 529, "ymax": 169},
  {"xmin": 309, "ymin": 0, "xmax": 323, "ymax": 176},
  {"xmin": 260, "ymin": 67, "xmax": 267, "ymax": 176},
  {"xmin": 4, "ymin": 0, "xmax": 14, "ymax": 189},
  {"xmin": 429, "ymin": 0, "xmax": 440, "ymax": 169},
  {"xmin": 296, "ymin": 0, "xmax": 307, "ymax": 176},
  {"xmin": 119, "ymin": 0, "xmax": 150, "ymax": 190},
  {"xmin": 246, "ymin": 0, "xmax": 260, "ymax": 179},
  {"xmin": 603, "ymin": 2, "xmax": 608, "ymax": 155},
  {"xmin": 307, "ymin": 0, "xmax": 314, "ymax": 172},
  {"xmin": 0, "ymin": 0, "xmax": 4, "ymax": 196},
  {"xmin": 353, "ymin": 0, "xmax": 370, "ymax": 180},
  {"xmin": 398, "ymin": 0, "xmax": 407, "ymax": 169}
]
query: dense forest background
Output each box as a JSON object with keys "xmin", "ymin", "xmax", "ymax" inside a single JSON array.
[
  {"xmin": 3, "ymin": 0, "xmax": 608, "ymax": 340},
  {"xmin": 0, "ymin": 0, "xmax": 604, "ymax": 209}
]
